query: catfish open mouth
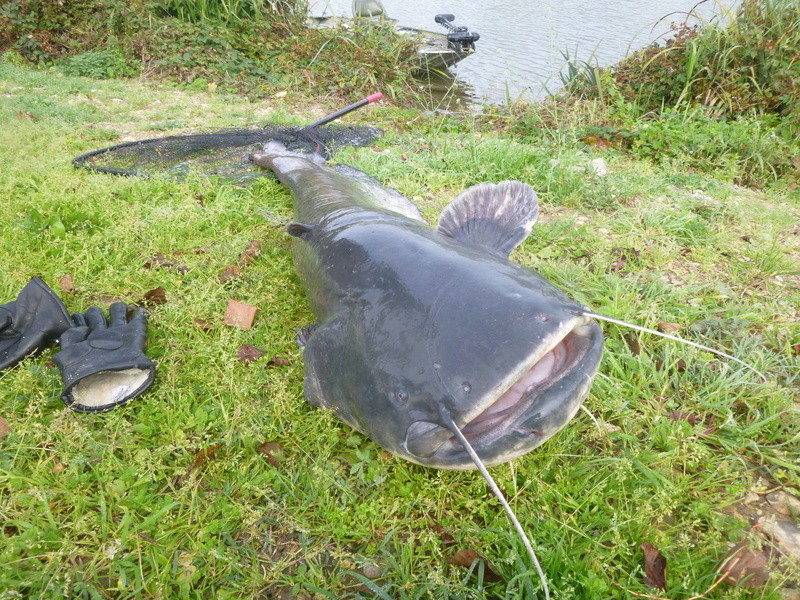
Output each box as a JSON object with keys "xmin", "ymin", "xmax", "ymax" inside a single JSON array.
[{"xmin": 458, "ymin": 319, "xmax": 599, "ymax": 443}]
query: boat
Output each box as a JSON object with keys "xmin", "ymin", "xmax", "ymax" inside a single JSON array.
[{"xmin": 308, "ymin": 0, "xmax": 479, "ymax": 71}]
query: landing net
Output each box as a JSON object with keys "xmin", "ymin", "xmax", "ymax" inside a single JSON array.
[{"xmin": 72, "ymin": 124, "xmax": 383, "ymax": 185}]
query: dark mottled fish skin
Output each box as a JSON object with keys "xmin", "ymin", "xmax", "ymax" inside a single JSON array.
[{"xmin": 251, "ymin": 143, "xmax": 603, "ymax": 470}]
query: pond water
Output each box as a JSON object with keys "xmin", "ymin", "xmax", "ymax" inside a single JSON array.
[{"xmin": 308, "ymin": 0, "xmax": 734, "ymax": 104}]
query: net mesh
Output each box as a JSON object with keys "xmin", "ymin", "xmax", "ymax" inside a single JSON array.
[{"xmin": 72, "ymin": 124, "xmax": 383, "ymax": 185}]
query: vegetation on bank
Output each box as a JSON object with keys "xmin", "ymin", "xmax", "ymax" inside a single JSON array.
[
  {"xmin": 0, "ymin": 0, "xmax": 798, "ymax": 598},
  {"xmin": 0, "ymin": 0, "xmax": 418, "ymax": 98},
  {"xmin": 544, "ymin": 0, "xmax": 800, "ymax": 189}
]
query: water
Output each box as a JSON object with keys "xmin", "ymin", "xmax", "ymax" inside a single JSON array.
[{"xmin": 308, "ymin": 0, "xmax": 733, "ymax": 104}]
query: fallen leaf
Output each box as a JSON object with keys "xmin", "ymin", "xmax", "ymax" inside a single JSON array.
[
  {"xmin": 793, "ymin": 343, "xmax": 800, "ymax": 357},
  {"xmin": 219, "ymin": 265, "xmax": 242, "ymax": 283},
  {"xmin": 194, "ymin": 318, "xmax": 213, "ymax": 331},
  {"xmin": 239, "ymin": 240, "xmax": 261, "ymax": 265},
  {"xmin": 143, "ymin": 254, "xmax": 188, "ymax": 274},
  {"xmin": 0, "ymin": 417, "xmax": 10, "ymax": 442},
  {"xmin": 718, "ymin": 541, "xmax": 772, "ymax": 588},
  {"xmin": 142, "ymin": 287, "xmax": 167, "ymax": 307},
  {"xmin": 224, "ymin": 300, "xmax": 257, "ymax": 330},
  {"xmin": 267, "ymin": 356, "xmax": 291, "ymax": 368},
  {"xmin": 655, "ymin": 358, "xmax": 687, "ymax": 373},
  {"xmin": 255, "ymin": 441, "xmax": 284, "ymax": 467},
  {"xmin": 137, "ymin": 532, "xmax": 159, "ymax": 545},
  {"xmin": 190, "ymin": 442, "xmax": 224, "ymax": 470},
  {"xmin": 668, "ymin": 410, "xmax": 698, "ymax": 426},
  {"xmin": 237, "ymin": 344, "xmax": 264, "ymax": 364},
  {"xmin": 657, "ymin": 321, "xmax": 682, "ymax": 333},
  {"xmin": 52, "ymin": 458, "xmax": 65, "ymax": 475},
  {"xmin": 430, "ymin": 521, "xmax": 456, "ymax": 548},
  {"xmin": 447, "ymin": 549, "xmax": 503, "ymax": 583},
  {"xmin": 641, "ymin": 542, "xmax": 667, "ymax": 590},
  {"xmin": 624, "ymin": 332, "xmax": 642, "ymax": 355},
  {"xmin": 59, "ymin": 274, "xmax": 75, "ymax": 293}
]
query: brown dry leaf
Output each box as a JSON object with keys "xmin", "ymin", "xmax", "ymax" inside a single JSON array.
[
  {"xmin": 641, "ymin": 542, "xmax": 667, "ymax": 590},
  {"xmin": 219, "ymin": 265, "xmax": 242, "ymax": 283},
  {"xmin": 255, "ymin": 441, "xmax": 285, "ymax": 468},
  {"xmin": 52, "ymin": 458, "xmax": 65, "ymax": 475},
  {"xmin": 267, "ymin": 356, "xmax": 291, "ymax": 368},
  {"xmin": 194, "ymin": 318, "xmax": 213, "ymax": 332},
  {"xmin": 657, "ymin": 321, "xmax": 682, "ymax": 333},
  {"xmin": 430, "ymin": 521, "xmax": 456, "ymax": 548},
  {"xmin": 59, "ymin": 274, "xmax": 75, "ymax": 293},
  {"xmin": 719, "ymin": 541, "xmax": 772, "ymax": 588},
  {"xmin": 239, "ymin": 240, "xmax": 261, "ymax": 265},
  {"xmin": 142, "ymin": 287, "xmax": 167, "ymax": 307},
  {"xmin": 655, "ymin": 358, "xmax": 687, "ymax": 373},
  {"xmin": 237, "ymin": 344, "xmax": 264, "ymax": 364},
  {"xmin": 143, "ymin": 253, "xmax": 189, "ymax": 274},
  {"xmin": 793, "ymin": 343, "xmax": 800, "ymax": 357},
  {"xmin": 190, "ymin": 442, "xmax": 225, "ymax": 470},
  {"xmin": 0, "ymin": 417, "xmax": 10, "ymax": 442},
  {"xmin": 447, "ymin": 549, "xmax": 503, "ymax": 583},
  {"xmin": 224, "ymin": 300, "xmax": 257, "ymax": 330},
  {"xmin": 174, "ymin": 442, "xmax": 225, "ymax": 487},
  {"xmin": 624, "ymin": 332, "xmax": 642, "ymax": 355},
  {"xmin": 668, "ymin": 410, "xmax": 698, "ymax": 426}
]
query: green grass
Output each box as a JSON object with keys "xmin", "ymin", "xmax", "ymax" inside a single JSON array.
[{"xmin": 0, "ymin": 61, "xmax": 799, "ymax": 599}]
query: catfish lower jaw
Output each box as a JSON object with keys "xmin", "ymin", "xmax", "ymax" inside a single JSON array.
[{"xmin": 404, "ymin": 318, "xmax": 602, "ymax": 467}]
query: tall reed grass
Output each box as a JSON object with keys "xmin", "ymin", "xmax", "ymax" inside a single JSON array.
[
  {"xmin": 554, "ymin": 0, "xmax": 799, "ymax": 187},
  {"xmin": 612, "ymin": 0, "xmax": 800, "ymax": 132},
  {"xmin": 162, "ymin": 0, "xmax": 305, "ymax": 23}
]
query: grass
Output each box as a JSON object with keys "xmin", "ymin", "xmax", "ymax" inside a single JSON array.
[{"xmin": 0, "ymin": 59, "xmax": 799, "ymax": 599}]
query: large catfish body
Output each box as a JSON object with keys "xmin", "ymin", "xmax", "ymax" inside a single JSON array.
[{"xmin": 251, "ymin": 144, "xmax": 603, "ymax": 470}]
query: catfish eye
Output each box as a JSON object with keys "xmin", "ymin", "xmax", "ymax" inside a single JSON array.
[{"xmin": 393, "ymin": 389, "xmax": 408, "ymax": 405}]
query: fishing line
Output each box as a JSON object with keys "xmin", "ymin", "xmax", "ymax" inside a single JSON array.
[
  {"xmin": 582, "ymin": 311, "xmax": 767, "ymax": 382},
  {"xmin": 447, "ymin": 418, "xmax": 551, "ymax": 600}
]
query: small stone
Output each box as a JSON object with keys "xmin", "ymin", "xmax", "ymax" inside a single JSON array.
[
  {"xmin": 766, "ymin": 491, "xmax": 800, "ymax": 517},
  {"xmin": 760, "ymin": 518, "xmax": 800, "ymax": 564},
  {"xmin": 361, "ymin": 563, "xmax": 382, "ymax": 580},
  {"xmin": 743, "ymin": 492, "xmax": 761, "ymax": 505},
  {"xmin": 589, "ymin": 158, "xmax": 609, "ymax": 176}
]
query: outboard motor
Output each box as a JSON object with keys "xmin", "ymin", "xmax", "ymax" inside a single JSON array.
[{"xmin": 434, "ymin": 14, "xmax": 480, "ymax": 52}]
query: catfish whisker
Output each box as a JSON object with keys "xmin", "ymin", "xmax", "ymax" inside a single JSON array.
[
  {"xmin": 447, "ymin": 418, "xmax": 551, "ymax": 600},
  {"xmin": 581, "ymin": 311, "xmax": 767, "ymax": 382}
]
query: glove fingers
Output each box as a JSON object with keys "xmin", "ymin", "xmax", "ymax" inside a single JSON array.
[
  {"xmin": 72, "ymin": 312, "xmax": 87, "ymax": 328},
  {"xmin": 59, "ymin": 326, "xmax": 90, "ymax": 346},
  {"xmin": 83, "ymin": 306, "xmax": 107, "ymax": 330},
  {"xmin": 108, "ymin": 302, "xmax": 129, "ymax": 327}
]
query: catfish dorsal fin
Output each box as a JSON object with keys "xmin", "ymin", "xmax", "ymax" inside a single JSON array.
[{"xmin": 437, "ymin": 180, "xmax": 539, "ymax": 258}]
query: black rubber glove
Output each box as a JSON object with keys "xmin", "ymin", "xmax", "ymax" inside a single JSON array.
[
  {"xmin": 54, "ymin": 303, "xmax": 155, "ymax": 413},
  {"xmin": 0, "ymin": 277, "xmax": 73, "ymax": 370}
]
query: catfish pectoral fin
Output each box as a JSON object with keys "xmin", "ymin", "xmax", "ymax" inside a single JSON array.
[{"xmin": 298, "ymin": 318, "xmax": 345, "ymax": 411}]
